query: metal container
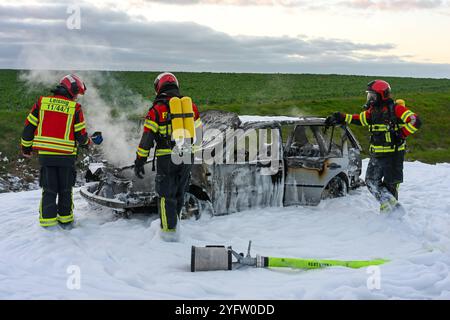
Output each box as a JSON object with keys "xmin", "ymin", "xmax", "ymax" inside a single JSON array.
[{"xmin": 191, "ymin": 245, "xmax": 232, "ymax": 272}]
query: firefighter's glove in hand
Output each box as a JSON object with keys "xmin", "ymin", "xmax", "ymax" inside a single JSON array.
[
  {"xmin": 22, "ymin": 146, "xmax": 32, "ymax": 159},
  {"xmin": 325, "ymin": 112, "xmax": 344, "ymax": 126},
  {"xmin": 134, "ymin": 156, "xmax": 147, "ymax": 179},
  {"xmin": 91, "ymin": 131, "xmax": 103, "ymax": 145}
]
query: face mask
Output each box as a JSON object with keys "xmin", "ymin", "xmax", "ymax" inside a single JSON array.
[{"xmin": 366, "ymin": 92, "xmax": 378, "ymax": 104}]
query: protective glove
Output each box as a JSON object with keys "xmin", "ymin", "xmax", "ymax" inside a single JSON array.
[
  {"xmin": 134, "ymin": 155, "xmax": 147, "ymax": 179},
  {"xmin": 325, "ymin": 112, "xmax": 344, "ymax": 126},
  {"xmin": 22, "ymin": 146, "xmax": 32, "ymax": 159},
  {"xmin": 91, "ymin": 131, "xmax": 103, "ymax": 145}
]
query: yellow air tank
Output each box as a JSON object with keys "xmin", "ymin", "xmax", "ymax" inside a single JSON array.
[
  {"xmin": 169, "ymin": 97, "xmax": 185, "ymax": 141},
  {"xmin": 181, "ymin": 96, "xmax": 195, "ymax": 139}
]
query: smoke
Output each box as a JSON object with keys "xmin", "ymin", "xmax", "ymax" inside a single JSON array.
[
  {"xmin": 77, "ymin": 72, "xmax": 150, "ymax": 166},
  {"xmin": 19, "ymin": 70, "xmax": 62, "ymax": 88},
  {"xmin": 287, "ymin": 106, "xmax": 306, "ymax": 117},
  {"xmin": 19, "ymin": 69, "xmax": 150, "ymax": 166}
]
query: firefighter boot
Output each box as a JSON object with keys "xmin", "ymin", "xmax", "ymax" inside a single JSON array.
[
  {"xmin": 380, "ymin": 199, "xmax": 396, "ymax": 214},
  {"xmin": 59, "ymin": 221, "xmax": 74, "ymax": 230},
  {"xmin": 158, "ymin": 197, "xmax": 180, "ymax": 242},
  {"xmin": 380, "ymin": 197, "xmax": 406, "ymax": 218},
  {"xmin": 159, "ymin": 224, "xmax": 181, "ymax": 242}
]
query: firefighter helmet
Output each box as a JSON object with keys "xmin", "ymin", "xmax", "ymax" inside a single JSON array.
[
  {"xmin": 59, "ymin": 74, "xmax": 86, "ymax": 99},
  {"xmin": 367, "ymin": 80, "xmax": 391, "ymax": 101},
  {"xmin": 154, "ymin": 72, "xmax": 179, "ymax": 94}
]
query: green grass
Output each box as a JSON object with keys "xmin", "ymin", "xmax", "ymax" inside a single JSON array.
[{"xmin": 1, "ymin": 70, "xmax": 449, "ymax": 167}]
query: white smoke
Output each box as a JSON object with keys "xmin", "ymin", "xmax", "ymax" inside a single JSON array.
[
  {"xmin": 14, "ymin": 17, "xmax": 157, "ymax": 166},
  {"xmin": 19, "ymin": 69, "xmax": 150, "ymax": 166},
  {"xmin": 19, "ymin": 70, "xmax": 62, "ymax": 88},
  {"xmin": 77, "ymin": 72, "xmax": 150, "ymax": 166}
]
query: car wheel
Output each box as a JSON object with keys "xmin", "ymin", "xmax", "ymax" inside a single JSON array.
[
  {"xmin": 182, "ymin": 192, "xmax": 214, "ymax": 219},
  {"xmin": 322, "ymin": 175, "xmax": 347, "ymax": 199},
  {"xmin": 182, "ymin": 192, "xmax": 201, "ymax": 220}
]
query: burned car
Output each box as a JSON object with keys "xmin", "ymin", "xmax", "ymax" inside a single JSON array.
[{"xmin": 80, "ymin": 110, "xmax": 363, "ymax": 218}]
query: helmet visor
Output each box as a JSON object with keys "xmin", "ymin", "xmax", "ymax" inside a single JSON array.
[{"xmin": 366, "ymin": 91, "xmax": 378, "ymax": 103}]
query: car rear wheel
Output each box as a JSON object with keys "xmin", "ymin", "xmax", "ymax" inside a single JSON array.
[
  {"xmin": 182, "ymin": 192, "xmax": 214, "ymax": 219},
  {"xmin": 322, "ymin": 175, "xmax": 347, "ymax": 199}
]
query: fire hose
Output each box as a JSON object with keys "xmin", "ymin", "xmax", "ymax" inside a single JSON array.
[{"xmin": 191, "ymin": 241, "xmax": 389, "ymax": 272}]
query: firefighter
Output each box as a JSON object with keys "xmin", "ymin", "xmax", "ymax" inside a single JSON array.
[
  {"xmin": 21, "ymin": 74, "xmax": 103, "ymax": 229},
  {"xmin": 134, "ymin": 72, "xmax": 202, "ymax": 241},
  {"xmin": 326, "ymin": 80, "xmax": 422, "ymax": 214}
]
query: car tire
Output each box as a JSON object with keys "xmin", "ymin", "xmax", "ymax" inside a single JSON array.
[
  {"xmin": 322, "ymin": 175, "xmax": 348, "ymax": 199},
  {"xmin": 182, "ymin": 192, "xmax": 201, "ymax": 220}
]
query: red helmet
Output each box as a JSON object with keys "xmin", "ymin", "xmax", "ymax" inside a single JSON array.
[
  {"xmin": 367, "ymin": 79, "xmax": 391, "ymax": 101},
  {"xmin": 59, "ymin": 74, "xmax": 86, "ymax": 99},
  {"xmin": 154, "ymin": 72, "xmax": 179, "ymax": 94}
]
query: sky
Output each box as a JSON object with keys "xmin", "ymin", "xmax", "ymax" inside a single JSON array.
[{"xmin": 1, "ymin": 0, "xmax": 450, "ymax": 77}]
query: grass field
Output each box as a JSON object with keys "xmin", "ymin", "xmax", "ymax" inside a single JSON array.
[{"xmin": 0, "ymin": 69, "xmax": 449, "ymax": 174}]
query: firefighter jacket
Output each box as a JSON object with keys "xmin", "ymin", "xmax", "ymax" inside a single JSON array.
[
  {"xmin": 342, "ymin": 99, "xmax": 421, "ymax": 155},
  {"xmin": 137, "ymin": 92, "xmax": 202, "ymax": 159},
  {"xmin": 21, "ymin": 95, "xmax": 90, "ymax": 157}
]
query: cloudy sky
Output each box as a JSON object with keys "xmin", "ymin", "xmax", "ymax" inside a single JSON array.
[{"xmin": 1, "ymin": 0, "xmax": 450, "ymax": 77}]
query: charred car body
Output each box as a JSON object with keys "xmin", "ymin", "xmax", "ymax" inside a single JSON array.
[{"xmin": 80, "ymin": 110, "xmax": 363, "ymax": 217}]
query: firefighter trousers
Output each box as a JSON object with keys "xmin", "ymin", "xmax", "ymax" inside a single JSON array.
[
  {"xmin": 155, "ymin": 155, "xmax": 192, "ymax": 232},
  {"xmin": 39, "ymin": 165, "xmax": 76, "ymax": 227},
  {"xmin": 365, "ymin": 151, "xmax": 404, "ymax": 203}
]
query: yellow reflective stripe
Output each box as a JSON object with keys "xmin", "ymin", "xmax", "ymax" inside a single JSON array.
[
  {"xmin": 156, "ymin": 149, "xmax": 172, "ymax": 156},
  {"xmin": 194, "ymin": 118, "xmax": 203, "ymax": 128},
  {"xmin": 74, "ymin": 121, "xmax": 86, "ymax": 132},
  {"xmin": 158, "ymin": 125, "xmax": 170, "ymax": 134},
  {"xmin": 64, "ymin": 114, "xmax": 73, "ymax": 140},
  {"xmin": 33, "ymin": 139, "xmax": 74, "ymax": 149},
  {"xmin": 39, "ymin": 190, "xmax": 43, "ymax": 219},
  {"xmin": 370, "ymin": 144, "xmax": 405, "ymax": 153},
  {"xmin": 144, "ymin": 119, "xmax": 159, "ymax": 132},
  {"xmin": 345, "ymin": 114, "xmax": 352, "ymax": 124},
  {"xmin": 33, "ymin": 142, "xmax": 75, "ymax": 152},
  {"xmin": 360, "ymin": 111, "xmax": 369, "ymax": 126},
  {"xmin": 34, "ymin": 124, "xmax": 76, "ymax": 153},
  {"xmin": 369, "ymin": 124, "xmax": 389, "ymax": 132},
  {"xmin": 21, "ymin": 138, "xmax": 33, "ymax": 147},
  {"xmin": 371, "ymin": 143, "xmax": 405, "ymax": 150},
  {"xmin": 40, "ymin": 218, "xmax": 58, "ymax": 227},
  {"xmin": 160, "ymin": 197, "xmax": 169, "ymax": 231},
  {"xmin": 27, "ymin": 113, "xmax": 38, "ymax": 126},
  {"xmin": 58, "ymin": 214, "xmax": 74, "ymax": 223},
  {"xmin": 404, "ymin": 122, "xmax": 418, "ymax": 134},
  {"xmin": 400, "ymin": 110, "xmax": 414, "ymax": 123},
  {"xmin": 39, "ymin": 189, "xmax": 58, "ymax": 226},
  {"xmin": 38, "ymin": 105, "xmax": 44, "ymax": 136},
  {"xmin": 56, "ymin": 190, "xmax": 75, "ymax": 221},
  {"xmin": 385, "ymin": 132, "xmax": 391, "ymax": 143},
  {"xmin": 38, "ymin": 150, "xmax": 77, "ymax": 155},
  {"xmin": 34, "ymin": 136, "xmax": 75, "ymax": 146},
  {"xmin": 137, "ymin": 147, "xmax": 150, "ymax": 157}
]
